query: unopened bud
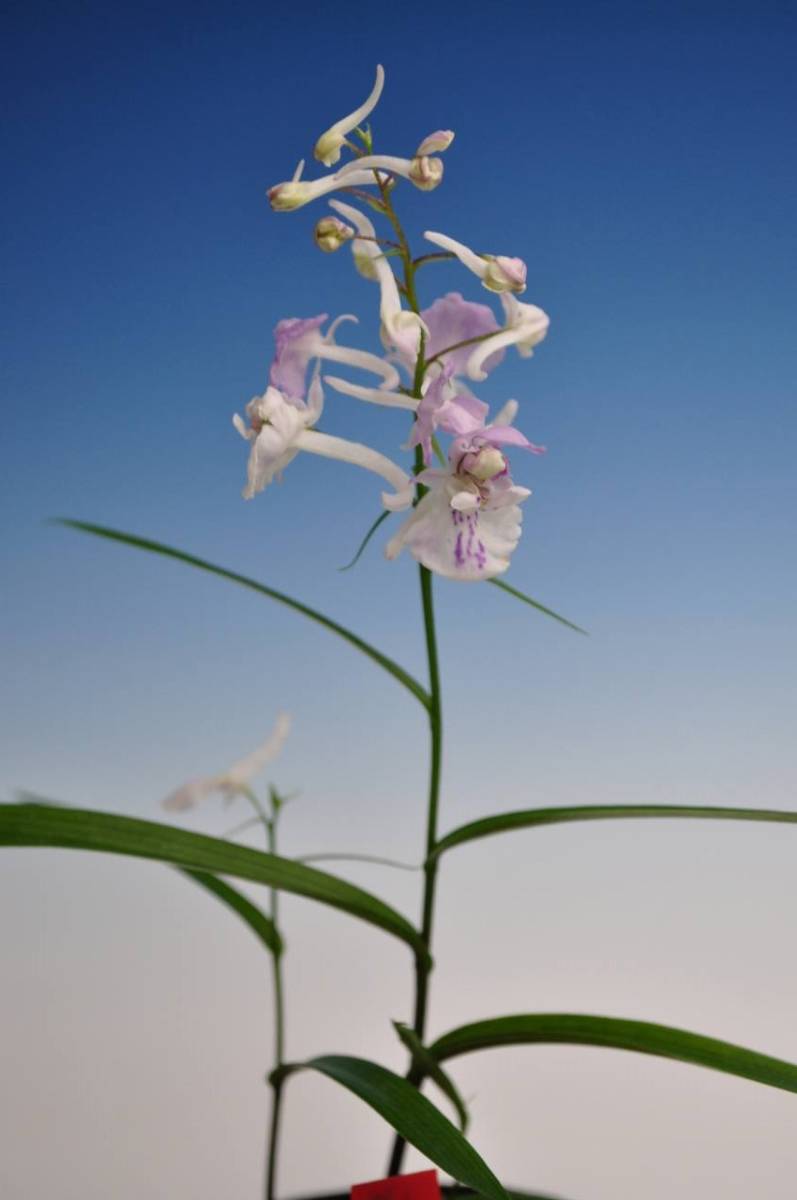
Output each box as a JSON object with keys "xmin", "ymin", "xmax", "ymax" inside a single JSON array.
[
  {"xmin": 482, "ymin": 255, "xmax": 527, "ymax": 294},
  {"xmin": 416, "ymin": 130, "xmax": 455, "ymax": 156},
  {"xmin": 267, "ymin": 182, "xmax": 311, "ymax": 212},
  {"xmin": 408, "ymin": 155, "xmax": 444, "ymax": 192},
  {"xmin": 314, "ymin": 216, "xmax": 354, "ymax": 253}
]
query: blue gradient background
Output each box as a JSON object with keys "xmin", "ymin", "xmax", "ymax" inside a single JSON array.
[{"xmin": 2, "ymin": 2, "xmax": 796, "ymax": 1198}]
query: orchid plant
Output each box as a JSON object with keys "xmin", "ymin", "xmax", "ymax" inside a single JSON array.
[{"xmin": 5, "ymin": 64, "xmax": 797, "ymax": 1200}]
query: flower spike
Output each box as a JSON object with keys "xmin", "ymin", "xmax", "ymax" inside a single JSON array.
[
  {"xmin": 313, "ymin": 64, "xmax": 385, "ymax": 167},
  {"xmin": 424, "ymin": 231, "xmax": 527, "ymax": 294}
]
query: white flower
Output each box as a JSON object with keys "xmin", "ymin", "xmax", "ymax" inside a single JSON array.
[
  {"xmin": 384, "ymin": 412, "xmax": 539, "ymax": 581},
  {"xmin": 423, "ymin": 230, "xmax": 527, "ymax": 294},
  {"xmin": 465, "ymin": 293, "xmax": 550, "ymax": 381},
  {"xmin": 233, "ymin": 375, "xmax": 413, "ymax": 510},
  {"xmin": 329, "ymin": 199, "xmax": 428, "ymax": 357},
  {"xmin": 337, "ymin": 154, "xmax": 445, "ymax": 192},
  {"xmin": 313, "ymin": 65, "xmax": 385, "ymax": 167},
  {"xmin": 268, "ymin": 160, "xmax": 387, "ymax": 212},
  {"xmin": 163, "ymin": 713, "xmax": 292, "ymax": 811}
]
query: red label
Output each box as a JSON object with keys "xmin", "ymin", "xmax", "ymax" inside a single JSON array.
[{"xmin": 351, "ymin": 1169, "xmax": 440, "ymax": 1200}]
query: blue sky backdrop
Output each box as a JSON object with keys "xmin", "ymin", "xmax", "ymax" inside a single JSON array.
[{"xmin": 2, "ymin": 2, "xmax": 796, "ymax": 1198}]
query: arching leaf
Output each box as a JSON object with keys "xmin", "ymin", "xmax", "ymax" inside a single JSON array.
[
  {"xmin": 433, "ymin": 803, "xmax": 797, "ymax": 859},
  {"xmin": 0, "ymin": 803, "xmax": 428, "ymax": 964},
  {"xmin": 428, "ymin": 1014, "xmax": 797, "ymax": 1096},
  {"xmin": 56, "ymin": 520, "xmax": 430, "ymax": 709},
  {"xmin": 284, "ymin": 1055, "xmax": 507, "ymax": 1200},
  {"xmin": 179, "ymin": 868, "xmax": 283, "ymax": 956}
]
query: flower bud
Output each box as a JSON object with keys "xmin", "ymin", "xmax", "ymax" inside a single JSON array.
[
  {"xmin": 314, "ymin": 216, "xmax": 354, "ymax": 253},
  {"xmin": 482, "ymin": 255, "xmax": 527, "ymax": 294},
  {"xmin": 267, "ymin": 182, "xmax": 311, "ymax": 212},
  {"xmin": 416, "ymin": 130, "xmax": 455, "ymax": 156},
  {"xmin": 408, "ymin": 155, "xmax": 444, "ymax": 191}
]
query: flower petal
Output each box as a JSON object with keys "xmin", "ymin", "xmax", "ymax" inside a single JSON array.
[
  {"xmin": 222, "ymin": 713, "xmax": 292, "ymax": 788},
  {"xmin": 421, "ymin": 292, "xmax": 504, "ymax": 376},
  {"xmin": 386, "ymin": 488, "xmax": 526, "ymax": 580},
  {"xmin": 296, "ymin": 429, "xmax": 413, "ymax": 508},
  {"xmin": 323, "ymin": 376, "xmax": 418, "ymax": 411}
]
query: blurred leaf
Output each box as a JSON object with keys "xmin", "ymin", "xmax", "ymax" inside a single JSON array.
[
  {"xmin": 394, "ymin": 1020, "xmax": 470, "ymax": 1132},
  {"xmin": 433, "ymin": 803, "xmax": 797, "ymax": 858},
  {"xmin": 180, "ymin": 868, "xmax": 283, "ymax": 956},
  {"xmin": 55, "ymin": 520, "xmax": 430, "ymax": 709},
  {"xmin": 488, "ymin": 579, "xmax": 587, "ymax": 635},
  {"xmin": 428, "ymin": 1014, "xmax": 797, "ymax": 1095},
  {"xmin": 288, "ymin": 1055, "xmax": 507, "ymax": 1200},
  {"xmin": 0, "ymin": 803, "xmax": 428, "ymax": 963},
  {"xmin": 339, "ymin": 510, "xmax": 391, "ymax": 571}
]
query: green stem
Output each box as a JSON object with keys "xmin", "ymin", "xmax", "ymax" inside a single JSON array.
[
  {"xmin": 424, "ymin": 331, "xmax": 497, "ymax": 371},
  {"xmin": 250, "ymin": 793, "xmax": 286, "ymax": 1200},
  {"xmin": 375, "ymin": 180, "xmax": 445, "ymax": 1178}
]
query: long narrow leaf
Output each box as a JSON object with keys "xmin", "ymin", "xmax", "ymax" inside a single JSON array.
[
  {"xmin": 339, "ymin": 510, "xmax": 391, "ymax": 571},
  {"xmin": 433, "ymin": 802, "xmax": 797, "ymax": 858},
  {"xmin": 292, "ymin": 1055, "xmax": 507, "ymax": 1200},
  {"xmin": 179, "ymin": 868, "xmax": 283, "ymax": 956},
  {"xmin": 488, "ymin": 579, "xmax": 587, "ymax": 635},
  {"xmin": 56, "ymin": 520, "xmax": 430, "ymax": 709},
  {"xmin": 394, "ymin": 1020, "xmax": 470, "ymax": 1132},
  {"xmin": 0, "ymin": 804, "xmax": 428, "ymax": 963},
  {"xmin": 428, "ymin": 1014, "xmax": 797, "ymax": 1095}
]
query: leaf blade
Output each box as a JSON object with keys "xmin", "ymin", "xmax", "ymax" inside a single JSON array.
[
  {"xmin": 433, "ymin": 803, "xmax": 797, "ymax": 858},
  {"xmin": 394, "ymin": 1021, "xmax": 470, "ymax": 1132},
  {"xmin": 339, "ymin": 510, "xmax": 391, "ymax": 571},
  {"xmin": 428, "ymin": 1014, "xmax": 797, "ymax": 1095},
  {"xmin": 56, "ymin": 520, "xmax": 430, "ymax": 709},
  {"xmin": 488, "ymin": 579, "xmax": 587, "ymax": 635},
  {"xmin": 0, "ymin": 804, "xmax": 428, "ymax": 963},
  {"xmin": 301, "ymin": 1055, "xmax": 507, "ymax": 1200},
  {"xmin": 179, "ymin": 868, "xmax": 283, "ymax": 956}
]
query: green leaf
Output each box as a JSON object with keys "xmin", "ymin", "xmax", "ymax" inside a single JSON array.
[
  {"xmin": 428, "ymin": 1014, "xmax": 797, "ymax": 1096},
  {"xmin": 179, "ymin": 868, "xmax": 283, "ymax": 956},
  {"xmin": 394, "ymin": 1021, "xmax": 470, "ymax": 1132},
  {"xmin": 488, "ymin": 579, "xmax": 587, "ymax": 635},
  {"xmin": 432, "ymin": 802, "xmax": 797, "ymax": 858},
  {"xmin": 339, "ymin": 510, "xmax": 391, "ymax": 571},
  {"xmin": 0, "ymin": 804, "xmax": 428, "ymax": 964},
  {"xmin": 56, "ymin": 520, "xmax": 430, "ymax": 710},
  {"xmin": 292, "ymin": 1055, "xmax": 507, "ymax": 1200}
]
